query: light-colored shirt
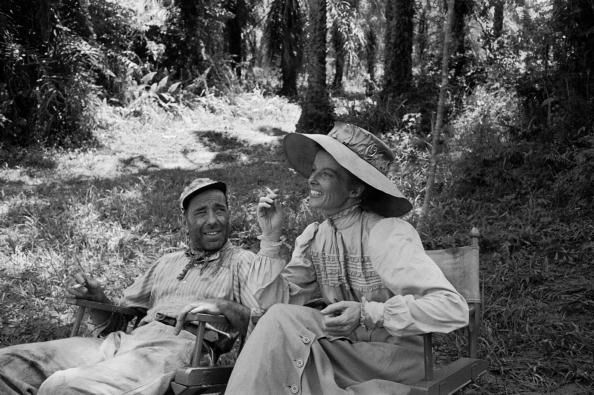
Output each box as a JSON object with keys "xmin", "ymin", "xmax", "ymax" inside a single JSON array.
[
  {"xmin": 249, "ymin": 206, "xmax": 469, "ymax": 337},
  {"xmin": 89, "ymin": 241, "xmax": 263, "ymax": 335}
]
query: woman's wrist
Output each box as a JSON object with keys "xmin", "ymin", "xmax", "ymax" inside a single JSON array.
[
  {"xmin": 258, "ymin": 233, "xmax": 282, "ymax": 243},
  {"xmin": 359, "ymin": 298, "xmax": 368, "ymax": 330}
]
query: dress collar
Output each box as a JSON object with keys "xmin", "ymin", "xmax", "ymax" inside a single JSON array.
[{"xmin": 325, "ymin": 205, "xmax": 362, "ymax": 230}]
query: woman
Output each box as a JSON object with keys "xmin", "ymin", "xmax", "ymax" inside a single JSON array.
[{"xmin": 226, "ymin": 123, "xmax": 469, "ymax": 394}]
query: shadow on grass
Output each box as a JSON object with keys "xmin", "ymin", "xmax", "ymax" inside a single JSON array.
[
  {"xmin": 190, "ymin": 129, "xmax": 286, "ymax": 165},
  {"xmin": 0, "ymin": 147, "xmax": 58, "ymax": 169},
  {"xmin": 257, "ymin": 126, "xmax": 288, "ymax": 137},
  {"xmin": 192, "ymin": 130, "xmax": 245, "ymax": 151}
]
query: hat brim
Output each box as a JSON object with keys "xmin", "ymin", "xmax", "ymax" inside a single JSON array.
[
  {"xmin": 181, "ymin": 181, "xmax": 227, "ymax": 211},
  {"xmin": 283, "ymin": 133, "xmax": 412, "ymax": 217}
]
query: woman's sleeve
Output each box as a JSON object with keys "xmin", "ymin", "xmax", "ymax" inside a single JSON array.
[
  {"xmin": 244, "ymin": 222, "xmax": 320, "ymax": 312},
  {"xmin": 363, "ymin": 219, "xmax": 469, "ymax": 337}
]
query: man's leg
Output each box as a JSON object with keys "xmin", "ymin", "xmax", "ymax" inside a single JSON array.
[
  {"xmin": 0, "ymin": 337, "xmax": 103, "ymax": 395},
  {"xmin": 39, "ymin": 321, "xmax": 195, "ymax": 395}
]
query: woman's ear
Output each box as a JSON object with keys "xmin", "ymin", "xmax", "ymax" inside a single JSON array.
[{"xmin": 349, "ymin": 183, "xmax": 365, "ymax": 200}]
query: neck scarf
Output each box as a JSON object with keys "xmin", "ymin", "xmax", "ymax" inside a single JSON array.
[{"xmin": 177, "ymin": 248, "xmax": 221, "ymax": 280}]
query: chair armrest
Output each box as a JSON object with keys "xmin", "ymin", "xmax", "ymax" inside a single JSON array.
[
  {"xmin": 65, "ymin": 297, "xmax": 144, "ymax": 337},
  {"xmin": 65, "ymin": 297, "xmax": 140, "ymax": 317},
  {"xmin": 184, "ymin": 312, "xmax": 229, "ymax": 326}
]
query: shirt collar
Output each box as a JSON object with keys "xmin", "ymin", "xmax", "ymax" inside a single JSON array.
[
  {"xmin": 325, "ymin": 205, "xmax": 362, "ymax": 230},
  {"xmin": 178, "ymin": 241, "xmax": 231, "ymax": 280}
]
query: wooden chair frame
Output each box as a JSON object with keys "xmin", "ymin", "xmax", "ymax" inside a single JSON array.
[
  {"xmin": 67, "ymin": 299, "xmax": 235, "ymax": 395},
  {"xmin": 410, "ymin": 228, "xmax": 488, "ymax": 395},
  {"xmin": 67, "ymin": 228, "xmax": 487, "ymax": 395}
]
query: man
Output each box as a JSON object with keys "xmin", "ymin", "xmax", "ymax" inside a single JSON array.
[
  {"xmin": 225, "ymin": 123, "xmax": 469, "ymax": 394},
  {"xmin": 0, "ymin": 178, "xmax": 265, "ymax": 395}
]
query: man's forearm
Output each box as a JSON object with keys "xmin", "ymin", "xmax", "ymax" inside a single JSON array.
[
  {"xmin": 87, "ymin": 296, "xmax": 114, "ymax": 325},
  {"xmin": 217, "ymin": 300, "xmax": 250, "ymax": 335}
]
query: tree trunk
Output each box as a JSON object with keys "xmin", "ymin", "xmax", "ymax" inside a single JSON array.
[
  {"xmin": 417, "ymin": 0, "xmax": 456, "ymax": 234},
  {"xmin": 452, "ymin": 0, "xmax": 471, "ymax": 79},
  {"xmin": 331, "ymin": 21, "xmax": 345, "ymax": 92},
  {"xmin": 226, "ymin": 15, "xmax": 243, "ymax": 78},
  {"xmin": 296, "ymin": 0, "xmax": 334, "ymax": 134},
  {"xmin": 416, "ymin": 0, "xmax": 431, "ymax": 68},
  {"xmin": 381, "ymin": 0, "xmax": 414, "ymax": 104},
  {"xmin": 280, "ymin": 43, "xmax": 299, "ymax": 97},
  {"xmin": 493, "ymin": 0, "xmax": 504, "ymax": 38},
  {"xmin": 365, "ymin": 27, "xmax": 377, "ymax": 82},
  {"xmin": 177, "ymin": 0, "xmax": 207, "ymax": 76}
]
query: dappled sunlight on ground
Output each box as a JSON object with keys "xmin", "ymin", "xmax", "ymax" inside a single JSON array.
[{"xmin": 0, "ymin": 93, "xmax": 301, "ymax": 184}]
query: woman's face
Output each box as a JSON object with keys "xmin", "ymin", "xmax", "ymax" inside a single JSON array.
[{"xmin": 308, "ymin": 150, "xmax": 360, "ymax": 215}]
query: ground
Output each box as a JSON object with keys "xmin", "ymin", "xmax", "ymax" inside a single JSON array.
[{"xmin": 0, "ymin": 93, "xmax": 592, "ymax": 394}]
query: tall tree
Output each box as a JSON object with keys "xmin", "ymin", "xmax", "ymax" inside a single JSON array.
[
  {"xmin": 381, "ymin": 0, "xmax": 415, "ymax": 105},
  {"xmin": 416, "ymin": 0, "xmax": 431, "ymax": 69},
  {"xmin": 365, "ymin": 27, "xmax": 378, "ymax": 82},
  {"xmin": 328, "ymin": 0, "xmax": 363, "ymax": 93},
  {"xmin": 264, "ymin": 0, "xmax": 305, "ymax": 97},
  {"xmin": 331, "ymin": 21, "xmax": 346, "ymax": 91},
  {"xmin": 452, "ymin": 0, "xmax": 472, "ymax": 79},
  {"xmin": 492, "ymin": 0, "xmax": 504, "ymax": 38},
  {"xmin": 225, "ymin": 0, "xmax": 249, "ymax": 78},
  {"xmin": 296, "ymin": 0, "xmax": 334, "ymax": 134},
  {"xmin": 417, "ymin": 0, "xmax": 456, "ymax": 233}
]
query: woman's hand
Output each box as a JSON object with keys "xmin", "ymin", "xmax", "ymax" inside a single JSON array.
[
  {"xmin": 257, "ymin": 187, "xmax": 284, "ymax": 241},
  {"xmin": 320, "ymin": 301, "xmax": 361, "ymax": 337}
]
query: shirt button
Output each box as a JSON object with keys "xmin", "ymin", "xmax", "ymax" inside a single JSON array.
[
  {"xmin": 301, "ymin": 336, "xmax": 311, "ymax": 344},
  {"xmin": 290, "ymin": 384, "xmax": 299, "ymax": 393},
  {"xmin": 296, "ymin": 359, "xmax": 304, "ymax": 368}
]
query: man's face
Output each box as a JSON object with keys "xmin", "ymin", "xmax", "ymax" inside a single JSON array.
[{"xmin": 185, "ymin": 189, "xmax": 230, "ymax": 252}]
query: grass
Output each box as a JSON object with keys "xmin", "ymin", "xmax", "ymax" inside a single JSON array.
[{"xmin": 1, "ymin": 93, "xmax": 593, "ymax": 394}]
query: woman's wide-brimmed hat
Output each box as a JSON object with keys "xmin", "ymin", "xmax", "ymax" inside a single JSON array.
[{"xmin": 283, "ymin": 122, "xmax": 412, "ymax": 217}]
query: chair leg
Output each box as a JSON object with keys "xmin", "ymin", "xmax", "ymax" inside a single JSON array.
[
  {"xmin": 70, "ymin": 306, "xmax": 86, "ymax": 337},
  {"xmin": 423, "ymin": 333, "xmax": 434, "ymax": 381},
  {"xmin": 190, "ymin": 323, "xmax": 207, "ymax": 367}
]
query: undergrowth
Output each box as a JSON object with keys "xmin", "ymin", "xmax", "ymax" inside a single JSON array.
[{"xmin": 1, "ymin": 91, "xmax": 593, "ymax": 393}]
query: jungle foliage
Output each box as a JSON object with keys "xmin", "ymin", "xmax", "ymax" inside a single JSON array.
[{"xmin": 1, "ymin": 0, "xmax": 593, "ymax": 393}]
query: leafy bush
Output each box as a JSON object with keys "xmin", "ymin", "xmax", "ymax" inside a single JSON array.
[{"xmin": 0, "ymin": 0, "xmax": 99, "ymax": 147}]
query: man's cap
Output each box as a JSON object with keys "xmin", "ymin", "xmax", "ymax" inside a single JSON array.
[
  {"xmin": 283, "ymin": 122, "xmax": 412, "ymax": 217},
  {"xmin": 179, "ymin": 178, "xmax": 227, "ymax": 211}
]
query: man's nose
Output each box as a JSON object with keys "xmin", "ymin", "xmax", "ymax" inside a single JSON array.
[{"xmin": 206, "ymin": 209, "xmax": 217, "ymax": 224}]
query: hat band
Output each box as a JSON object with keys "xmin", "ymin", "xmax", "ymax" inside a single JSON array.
[{"xmin": 340, "ymin": 141, "xmax": 393, "ymax": 175}]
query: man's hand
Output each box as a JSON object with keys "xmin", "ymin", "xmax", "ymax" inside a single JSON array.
[
  {"xmin": 257, "ymin": 187, "xmax": 284, "ymax": 241},
  {"xmin": 321, "ymin": 301, "xmax": 361, "ymax": 337},
  {"xmin": 67, "ymin": 272, "xmax": 109, "ymax": 303},
  {"xmin": 174, "ymin": 299, "xmax": 222, "ymax": 335}
]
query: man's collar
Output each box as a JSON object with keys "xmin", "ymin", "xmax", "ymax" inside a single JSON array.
[{"xmin": 178, "ymin": 240, "xmax": 230, "ymax": 280}]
